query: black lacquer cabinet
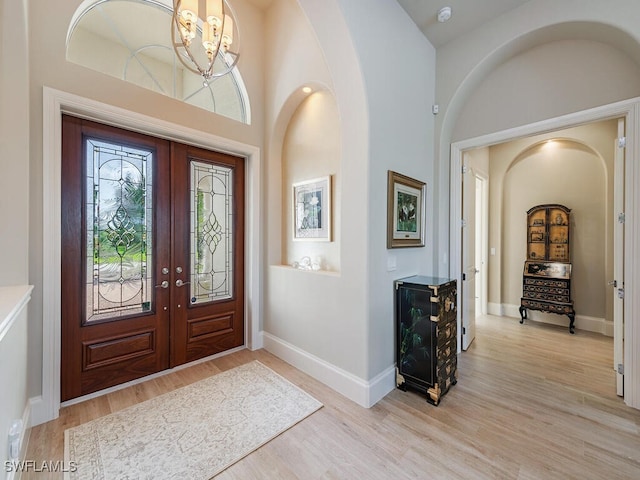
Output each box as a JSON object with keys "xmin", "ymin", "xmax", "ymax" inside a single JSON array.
[{"xmin": 395, "ymin": 276, "xmax": 457, "ymax": 405}]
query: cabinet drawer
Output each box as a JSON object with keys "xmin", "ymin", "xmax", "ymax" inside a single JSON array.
[
  {"xmin": 437, "ymin": 355, "xmax": 457, "ymax": 379},
  {"xmin": 522, "ymin": 299, "xmax": 573, "ymax": 314},
  {"xmin": 523, "ymin": 285, "xmax": 569, "ymax": 296},
  {"xmin": 437, "ymin": 336, "xmax": 456, "ymax": 360},
  {"xmin": 524, "ymin": 277, "xmax": 568, "ymax": 289},
  {"xmin": 436, "ymin": 322, "xmax": 455, "ymax": 342},
  {"xmin": 523, "ymin": 291, "xmax": 570, "ymax": 303}
]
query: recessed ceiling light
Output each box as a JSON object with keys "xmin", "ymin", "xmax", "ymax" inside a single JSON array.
[
  {"xmin": 302, "ymin": 86, "xmax": 312, "ymax": 94},
  {"xmin": 437, "ymin": 6, "xmax": 452, "ymax": 23}
]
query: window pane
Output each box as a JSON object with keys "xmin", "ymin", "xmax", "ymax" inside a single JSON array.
[
  {"xmin": 86, "ymin": 138, "xmax": 153, "ymax": 322},
  {"xmin": 190, "ymin": 161, "xmax": 233, "ymax": 304},
  {"xmin": 67, "ymin": 0, "xmax": 249, "ymax": 124}
]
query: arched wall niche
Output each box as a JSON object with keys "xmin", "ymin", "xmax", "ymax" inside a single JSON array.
[
  {"xmin": 280, "ymin": 88, "xmax": 341, "ymax": 271},
  {"xmin": 486, "ymin": 122, "xmax": 617, "ymax": 333},
  {"xmin": 265, "ymin": 81, "xmax": 340, "ymax": 265}
]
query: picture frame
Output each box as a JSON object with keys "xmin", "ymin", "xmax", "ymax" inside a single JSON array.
[
  {"xmin": 387, "ymin": 170, "xmax": 426, "ymax": 248},
  {"xmin": 292, "ymin": 176, "xmax": 332, "ymax": 241}
]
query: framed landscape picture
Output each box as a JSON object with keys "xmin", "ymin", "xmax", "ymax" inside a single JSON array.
[
  {"xmin": 292, "ymin": 176, "xmax": 332, "ymax": 241},
  {"xmin": 387, "ymin": 170, "xmax": 426, "ymax": 248}
]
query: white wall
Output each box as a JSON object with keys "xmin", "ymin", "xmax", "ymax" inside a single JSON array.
[
  {"xmin": 454, "ymin": 40, "xmax": 640, "ymax": 142},
  {"xmin": 0, "ymin": 0, "xmax": 29, "ymax": 286},
  {"xmin": 336, "ymin": 0, "xmax": 436, "ymax": 380}
]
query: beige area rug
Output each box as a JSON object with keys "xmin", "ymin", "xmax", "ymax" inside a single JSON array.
[{"xmin": 64, "ymin": 361, "xmax": 322, "ymax": 479}]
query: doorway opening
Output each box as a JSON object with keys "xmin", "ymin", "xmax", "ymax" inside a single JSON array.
[
  {"xmin": 36, "ymin": 87, "xmax": 262, "ymax": 426},
  {"xmin": 451, "ymin": 102, "xmax": 633, "ymax": 402}
]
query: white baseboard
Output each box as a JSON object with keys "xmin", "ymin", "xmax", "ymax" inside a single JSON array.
[
  {"xmin": 262, "ymin": 331, "xmax": 395, "ymax": 408},
  {"xmin": 502, "ymin": 303, "xmax": 610, "ymax": 335},
  {"xmin": 488, "ymin": 302, "xmax": 504, "ymax": 316},
  {"xmin": 603, "ymin": 320, "xmax": 614, "ymax": 337},
  {"xmin": 17, "ymin": 402, "xmax": 31, "ymax": 479},
  {"xmin": 28, "ymin": 396, "xmax": 47, "ymax": 428},
  {"xmin": 6, "ymin": 402, "xmax": 31, "ymax": 480}
]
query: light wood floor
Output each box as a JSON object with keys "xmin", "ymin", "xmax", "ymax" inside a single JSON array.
[{"xmin": 25, "ymin": 315, "xmax": 640, "ymax": 479}]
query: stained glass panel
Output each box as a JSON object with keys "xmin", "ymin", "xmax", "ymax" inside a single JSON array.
[
  {"xmin": 86, "ymin": 138, "xmax": 153, "ymax": 322},
  {"xmin": 190, "ymin": 161, "xmax": 233, "ymax": 304}
]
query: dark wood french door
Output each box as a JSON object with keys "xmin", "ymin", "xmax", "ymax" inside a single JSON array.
[
  {"xmin": 61, "ymin": 116, "xmax": 244, "ymax": 401},
  {"xmin": 170, "ymin": 142, "xmax": 245, "ymax": 366}
]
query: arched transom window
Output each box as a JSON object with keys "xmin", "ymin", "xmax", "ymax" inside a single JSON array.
[{"xmin": 67, "ymin": 0, "xmax": 251, "ymax": 124}]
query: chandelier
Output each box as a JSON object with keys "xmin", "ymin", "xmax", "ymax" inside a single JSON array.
[{"xmin": 171, "ymin": 0, "xmax": 240, "ymax": 84}]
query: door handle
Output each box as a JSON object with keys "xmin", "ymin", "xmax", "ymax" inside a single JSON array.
[
  {"xmin": 155, "ymin": 280, "xmax": 169, "ymax": 289},
  {"xmin": 175, "ymin": 279, "xmax": 190, "ymax": 287}
]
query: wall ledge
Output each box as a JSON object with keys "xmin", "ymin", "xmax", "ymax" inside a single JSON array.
[
  {"xmin": 0, "ymin": 285, "xmax": 34, "ymax": 343},
  {"xmin": 269, "ymin": 264, "xmax": 341, "ymax": 277}
]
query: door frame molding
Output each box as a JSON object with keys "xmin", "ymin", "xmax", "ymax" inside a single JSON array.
[
  {"xmin": 450, "ymin": 96, "xmax": 640, "ymax": 409},
  {"xmin": 34, "ymin": 86, "xmax": 263, "ymax": 425},
  {"xmin": 475, "ymin": 171, "xmax": 489, "ymax": 317}
]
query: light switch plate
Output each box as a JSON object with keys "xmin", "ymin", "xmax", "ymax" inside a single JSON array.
[{"xmin": 387, "ymin": 254, "xmax": 397, "ymax": 271}]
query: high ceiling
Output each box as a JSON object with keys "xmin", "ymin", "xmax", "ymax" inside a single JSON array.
[
  {"xmin": 77, "ymin": 1, "xmax": 532, "ymax": 50},
  {"xmin": 395, "ymin": 0, "xmax": 531, "ymax": 48},
  {"xmin": 246, "ymin": 0, "xmax": 274, "ymax": 9}
]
